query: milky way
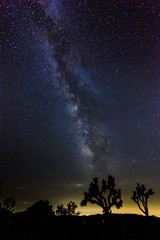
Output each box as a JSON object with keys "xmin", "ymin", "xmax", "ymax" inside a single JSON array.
[
  {"xmin": 26, "ymin": 0, "xmax": 116, "ymax": 175},
  {"xmin": 1, "ymin": 0, "xmax": 160, "ymax": 213}
]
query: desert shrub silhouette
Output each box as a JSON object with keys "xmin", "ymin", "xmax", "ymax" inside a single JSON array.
[
  {"xmin": 56, "ymin": 204, "xmax": 66, "ymax": 216},
  {"xmin": 0, "ymin": 197, "xmax": 16, "ymax": 213},
  {"xmin": 131, "ymin": 183, "xmax": 154, "ymax": 216},
  {"xmin": 81, "ymin": 175, "xmax": 122, "ymax": 215},
  {"xmin": 56, "ymin": 201, "xmax": 80, "ymax": 216}
]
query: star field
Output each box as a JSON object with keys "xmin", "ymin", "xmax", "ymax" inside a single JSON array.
[{"xmin": 1, "ymin": 0, "xmax": 160, "ymax": 215}]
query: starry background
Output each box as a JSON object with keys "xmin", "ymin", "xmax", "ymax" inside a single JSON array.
[{"xmin": 1, "ymin": 0, "xmax": 160, "ymax": 215}]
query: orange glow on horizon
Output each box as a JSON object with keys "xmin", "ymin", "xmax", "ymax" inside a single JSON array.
[
  {"xmin": 78, "ymin": 204, "xmax": 160, "ymax": 217},
  {"xmin": 14, "ymin": 197, "xmax": 160, "ymax": 218}
]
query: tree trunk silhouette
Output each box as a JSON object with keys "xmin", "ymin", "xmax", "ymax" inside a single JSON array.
[{"xmin": 131, "ymin": 183, "xmax": 154, "ymax": 217}]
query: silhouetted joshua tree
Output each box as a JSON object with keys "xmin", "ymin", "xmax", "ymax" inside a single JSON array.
[
  {"xmin": 131, "ymin": 183, "xmax": 154, "ymax": 216},
  {"xmin": 1, "ymin": 198, "xmax": 16, "ymax": 212},
  {"xmin": 81, "ymin": 175, "xmax": 123, "ymax": 215},
  {"xmin": 56, "ymin": 201, "xmax": 80, "ymax": 216}
]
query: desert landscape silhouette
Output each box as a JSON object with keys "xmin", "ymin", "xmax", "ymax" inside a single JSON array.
[{"xmin": 0, "ymin": 176, "xmax": 160, "ymax": 240}]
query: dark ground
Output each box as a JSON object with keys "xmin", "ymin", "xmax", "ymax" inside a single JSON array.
[{"xmin": 0, "ymin": 209, "xmax": 160, "ymax": 240}]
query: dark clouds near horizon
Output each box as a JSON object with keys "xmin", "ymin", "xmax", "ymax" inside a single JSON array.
[{"xmin": 1, "ymin": 0, "xmax": 160, "ymax": 209}]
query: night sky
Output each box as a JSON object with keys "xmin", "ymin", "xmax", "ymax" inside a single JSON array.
[{"xmin": 1, "ymin": 0, "xmax": 160, "ymax": 215}]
